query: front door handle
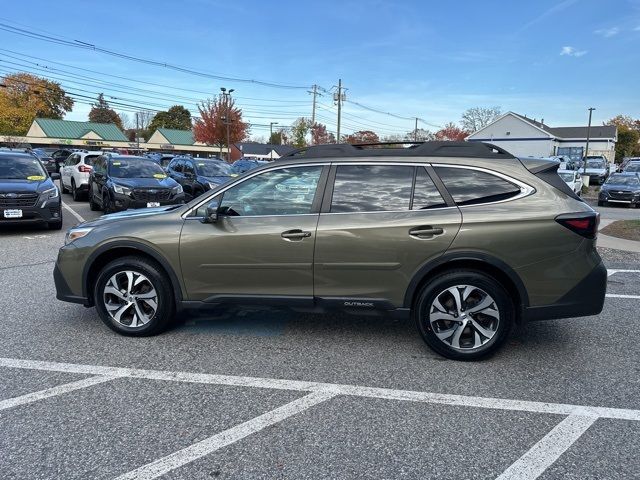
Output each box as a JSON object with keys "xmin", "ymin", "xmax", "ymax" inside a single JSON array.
[
  {"xmin": 281, "ymin": 229, "xmax": 312, "ymax": 241},
  {"xmin": 409, "ymin": 226, "xmax": 444, "ymax": 238}
]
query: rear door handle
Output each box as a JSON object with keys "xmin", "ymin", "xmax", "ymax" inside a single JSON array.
[
  {"xmin": 281, "ymin": 229, "xmax": 312, "ymax": 241},
  {"xmin": 409, "ymin": 226, "xmax": 444, "ymax": 238}
]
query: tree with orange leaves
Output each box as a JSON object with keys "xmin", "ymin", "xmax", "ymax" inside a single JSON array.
[{"xmin": 193, "ymin": 95, "xmax": 249, "ymax": 156}]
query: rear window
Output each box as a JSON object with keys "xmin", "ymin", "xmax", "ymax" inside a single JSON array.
[
  {"xmin": 434, "ymin": 167, "xmax": 521, "ymax": 206},
  {"xmin": 84, "ymin": 155, "xmax": 99, "ymax": 166}
]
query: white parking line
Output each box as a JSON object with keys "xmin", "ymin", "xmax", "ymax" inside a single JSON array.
[
  {"xmin": 1, "ymin": 357, "xmax": 639, "ymax": 421},
  {"xmin": 61, "ymin": 201, "xmax": 86, "ymax": 223},
  {"xmin": 496, "ymin": 415, "xmax": 596, "ymax": 480},
  {"xmin": 606, "ymin": 294, "xmax": 640, "ymax": 299},
  {"xmin": 115, "ymin": 391, "xmax": 336, "ymax": 480},
  {"xmin": 607, "ymin": 269, "xmax": 640, "ymax": 277},
  {"xmin": 0, "ymin": 375, "xmax": 117, "ymax": 411}
]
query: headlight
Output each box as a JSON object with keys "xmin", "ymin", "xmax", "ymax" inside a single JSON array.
[
  {"xmin": 40, "ymin": 187, "xmax": 59, "ymax": 201},
  {"xmin": 65, "ymin": 227, "xmax": 93, "ymax": 245},
  {"xmin": 172, "ymin": 184, "xmax": 183, "ymax": 194},
  {"xmin": 112, "ymin": 184, "xmax": 131, "ymax": 195}
]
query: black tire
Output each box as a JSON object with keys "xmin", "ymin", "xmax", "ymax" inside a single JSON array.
[
  {"xmin": 93, "ymin": 256, "xmax": 175, "ymax": 336},
  {"xmin": 597, "ymin": 200, "xmax": 605, "ymax": 207},
  {"xmin": 103, "ymin": 192, "xmax": 113, "ymax": 214},
  {"xmin": 413, "ymin": 270, "xmax": 514, "ymax": 361},
  {"xmin": 71, "ymin": 179, "xmax": 80, "ymax": 202},
  {"xmin": 89, "ymin": 186, "xmax": 100, "ymax": 211}
]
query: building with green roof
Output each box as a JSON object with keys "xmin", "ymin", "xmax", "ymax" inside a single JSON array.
[
  {"xmin": 146, "ymin": 128, "xmax": 225, "ymax": 156},
  {"xmin": 21, "ymin": 118, "xmax": 133, "ymax": 148}
]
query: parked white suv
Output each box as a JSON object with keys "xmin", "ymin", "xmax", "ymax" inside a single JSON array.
[
  {"xmin": 60, "ymin": 151, "xmax": 102, "ymax": 200},
  {"xmin": 558, "ymin": 169, "xmax": 582, "ymax": 196}
]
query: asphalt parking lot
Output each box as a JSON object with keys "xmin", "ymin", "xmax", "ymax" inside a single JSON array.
[{"xmin": 1, "ymin": 189, "xmax": 640, "ymax": 479}]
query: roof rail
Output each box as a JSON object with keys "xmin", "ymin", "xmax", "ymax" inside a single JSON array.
[{"xmin": 281, "ymin": 141, "xmax": 514, "ymax": 159}]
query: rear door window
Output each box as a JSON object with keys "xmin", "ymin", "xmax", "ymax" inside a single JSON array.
[
  {"xmin": 330, "ymin": 165, "xmax": 414, "ymax": 212},
  {"xmin": 434, "ymin": 167, "xmax": 521, "ymax": 206},
  {"xmin": 412, "ymin": 167, "xmax": 447, "ymax": 210}
]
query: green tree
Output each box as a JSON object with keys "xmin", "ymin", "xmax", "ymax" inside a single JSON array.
[
  {"xmin": 0, "ymin": 73, "xmax": 74, "ymax": 135},
  {"xmin": 605, "ymin": 116, "xmax": 640, "ymax": 160},
  {"xmin": 148, "ymin": 105, "xmax": 192, "ymax": 132},
  {"xmin": 289, "ymin": 117, "xmax": 311, "ymax": 147},
  {"xmin": 88, "ymin": 94, "xmax": 123, "ymax": 129},
  {"xmin": 268, "ymin": 131, "xmax": 282, "ymax": 145}
]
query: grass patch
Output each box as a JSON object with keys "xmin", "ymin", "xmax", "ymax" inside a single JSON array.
[{"xmin": 600, "ymin": 220, "xmax": 640, "ymax": 242}]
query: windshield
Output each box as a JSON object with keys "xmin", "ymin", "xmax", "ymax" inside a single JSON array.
[
  {"xmin": 0, "ymin": 156, "xmax": 47, "ymax": 180},
  {"xmin": 606, "ymin": 175, "xmax": 640, "ymax": 186},
  {"xmin": 196, "ymin": 161, "xmax": 232, "ymax": 176},
  {"xmin": 109, "ymin": 160, "xmax": 166, "ymax": 178},
  {"xmin": 626, "ymin": 164, "xmax": 640, "ymax": 172},
  {"xmin": 586, "ymin": 161, "xmax": 604, "ymax": 169},
  {"xmin": 559, "ymin": 172, "xmax": 574, "ymax": 182}
]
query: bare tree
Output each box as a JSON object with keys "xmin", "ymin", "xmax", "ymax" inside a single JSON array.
[
  {"xmin": 119, "ymin": 113, "xmax": 134, "ymax": 130},
  {"xmin": 460, "ymin": 106, "xmax": 502, "ymax": 132},
  {"xmin": 136, "ymin": 110, "xmax": 155, "ymax": 130}
]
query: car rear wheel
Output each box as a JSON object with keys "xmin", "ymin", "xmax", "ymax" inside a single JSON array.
[
  {"xmin": 414, "ymin": 270, "xmax": 514, "ymax": 360},
  {"xmin": 94, "ymin": 256, "xmax": 175, "ymax": 336}
]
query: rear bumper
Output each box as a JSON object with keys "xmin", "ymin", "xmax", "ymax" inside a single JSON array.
[{"xmin": 523, "ymin": 261, "xmax": 607, "ymax": 321}]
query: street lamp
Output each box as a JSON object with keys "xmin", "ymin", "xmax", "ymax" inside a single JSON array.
[
  {"xmin": 583, "ymin": 107, "xmax": 595, "ymax": 176},
  {"xmin": 220, "ymin": 87, "xmax": 235, "ymax": 161},
  {"xmin": 269, "ymin": 122, "xmax": 279, "ymax": 160}
]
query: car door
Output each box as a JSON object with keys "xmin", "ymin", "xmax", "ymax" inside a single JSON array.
[
  {"xmin": 313, "ymin": 163, "xmax": 462, "ymax": 308},
  {"xmin": 179, "ymin": 164, "xmax": 327, "ymax": 302}
]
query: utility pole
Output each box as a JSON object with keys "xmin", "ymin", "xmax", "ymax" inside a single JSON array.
[
  {"xmin": 414, "ymin": 117, "xmax": 418, "ymax": 142},
  {"xmin": 135, "ymin": 112, "xmax": 140, "ymax": 151},
  {"xmin": 220, "ymin": 87, "xmax": 235, "ymax": 161},
  {"xmin": 583, "ymin": 107, "xmax": 595, "ymax": 175},
  {"xmin": 310, "ymin": 84, "xmax": 318, "ymax": 125},
  {"xmin": 269, "ymin": 122, "xmax": 278, "ymax": 160},
  {"xmin": 334, "ymin": 79, "xmax": 344, "ymax": 143}
]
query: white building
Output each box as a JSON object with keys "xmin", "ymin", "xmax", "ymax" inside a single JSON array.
[{"xmin": 466, "ymin": 112, "xmax": 617, "ymax": 162}]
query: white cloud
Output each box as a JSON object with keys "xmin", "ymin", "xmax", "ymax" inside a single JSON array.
[
  {"xmin": 560, "ymin": 46, "xmax": 587, "ymax": 57},
  {"xmin": 595, "ymin": 27, "xmax": 620, "ymax": 37}
]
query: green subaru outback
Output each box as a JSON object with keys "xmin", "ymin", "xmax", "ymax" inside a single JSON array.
[{"xmin": 54, "ymin": 142, "xmax": 607, "ymax": 360}]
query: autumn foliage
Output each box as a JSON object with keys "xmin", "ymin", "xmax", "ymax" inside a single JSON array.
[
  {"xmin": 435, "ymin": 122, "xmax": 469, "ymax": 141},
  {"xmin": 193, "ymin": 95, "xmax": 249, "ymax": 148},
  {"xmin": 343, "ymin": 130, "xmax": 380, "ymax": 144}
]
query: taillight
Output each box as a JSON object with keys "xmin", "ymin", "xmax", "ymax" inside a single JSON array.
[
  {"xmin": 555, "ymin": 212, "xmax": 599, "ymax": 239},
  {"xmin": 78, "ymin": 165, "xmax": 92, "ymax": 173}
]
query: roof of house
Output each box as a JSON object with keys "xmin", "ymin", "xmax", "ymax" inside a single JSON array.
[
  {"xmin": 155, "ymin": 128, "xmax": 195, "ymax": 145},
  {"xmin": 509, "ymin": 113, "xmax": 616, "ymax": 139},
  {"xmin": 235, "ymin": 143, "xmax": 297, "ymax": 156},
  {"xmin": 34, "ymin": 118, "xmax": 128, "ymax": 141}
]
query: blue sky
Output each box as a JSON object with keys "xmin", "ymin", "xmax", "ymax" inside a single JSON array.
[{"xmin": 0, "ymin": 0, "xmax": 638, "ymax": 138}]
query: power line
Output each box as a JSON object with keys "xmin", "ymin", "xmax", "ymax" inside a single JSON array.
[{"xmin": 0, "ymin": 21, "xmax": 310, "ymax": 90}]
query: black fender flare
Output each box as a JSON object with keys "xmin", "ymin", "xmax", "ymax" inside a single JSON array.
[
  {"xmin": 403, "ymin": 251, "xmax": 529, "ymax": 308},
  {"xmin": 82, "ymin": 240, "xmax": 184, "ymax": 304}
]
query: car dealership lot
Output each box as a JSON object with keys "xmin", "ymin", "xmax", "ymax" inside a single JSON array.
[{"xmin": 1, "ymin": 195, "xmax": 640, "ymax": 479}]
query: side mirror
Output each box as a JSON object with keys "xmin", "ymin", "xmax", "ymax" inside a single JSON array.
[
  {"xmin": 50, "ymin": 172, "xmax": 61, "ymax": 180},
  {"xmin": 201, "ymin": 200, "xmax": 220, "ymax": 224}
]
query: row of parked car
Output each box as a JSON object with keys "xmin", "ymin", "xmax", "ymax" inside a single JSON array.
[
  {"xmin": 59, "ymin": 151, "xmax": 269, "ymax": 213},
  {"xmin": 598, "ymin": 158, "xmax": 640, "ymax": 208}
]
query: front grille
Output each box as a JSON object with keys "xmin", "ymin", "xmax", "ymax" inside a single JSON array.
[
  {"xmin": 608, "ymin": 191, "xmax": 633, "ymax": 201},
  {"xmin": 0, "ymin": 193, "xmax": 39, "ymax": 208},
  {"xmin": 131, "ymin": 189, "xmax": 171, "ymax": 201}
]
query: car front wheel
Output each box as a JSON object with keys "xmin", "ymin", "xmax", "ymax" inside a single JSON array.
[
  {"xmin": 414, "ymin": 270, "xmax": 514, "ymax": 360},
  {"xmin": 94, "ymin": 256, "xmax": 175, "ymax": 336}
]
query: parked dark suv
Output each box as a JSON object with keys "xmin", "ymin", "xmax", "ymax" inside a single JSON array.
[
  {"xmin": 0, "ymin": 151, "xmax": 62, "ymax": 229},
  {"xmin": 166, "ymin": 156, "xmax": 235, "ymax": 201},
  {"xmin": 88, "ymin": 155, "xmax": 185, "ymax": 213},
  {"xmin": 55, "ymin": 142, "xmax": 607, "ymax": 360}
]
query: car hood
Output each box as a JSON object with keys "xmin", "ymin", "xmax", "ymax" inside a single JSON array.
[
  {"xmin": 111, "ymin": 177, "xmax": 177, "ymax": 189},
  {"xmin": 0, "ymin": 178, "xmax": 54, "ymax": 193},
  {"xmin": 602, "ymin": 183, "xmax": 640, "ymax": 192},
  {"xmin": 80, "ymin": 205, "xmax": 182, "ymax": 228},
  {"xmin": 584, "ymin": 168, "xmax": 606, "ymax": 175},
  {"xmin": 200, "ymin": 175, "xmax": 234, "ymax": 185}
]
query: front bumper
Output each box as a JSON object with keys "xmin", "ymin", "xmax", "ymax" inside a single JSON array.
[
  {"xmin": 523, "ymin": 261, "xmax": 607, "ymax": 321},
  {"xmin": 54, "ymin": 262, "xmax": 88, "ymax": 305},
  {"xmin": 111, "ymin": 192, "xmax": 185, "ymax": 211},
  {"xmin": 0, "ymin": 199, "xmax": 62, "ymax": 225}
]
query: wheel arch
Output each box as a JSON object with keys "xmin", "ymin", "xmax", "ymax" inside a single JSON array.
[
  {"xmin": 403, "ymin": 252, "xmax": 529, "ymax": 319},
  {"xmin": 82, "ymin": 241, "xmax": 184, "ymax": 307}
]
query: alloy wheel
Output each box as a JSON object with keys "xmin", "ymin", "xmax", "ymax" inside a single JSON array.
[
  {"xmin": 102, "ymin": 270, "xmax": 158, "ymax": 328},
  {"xmin": 428, "ymin": 285, "xmax": 500, "ymax": 350}
]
